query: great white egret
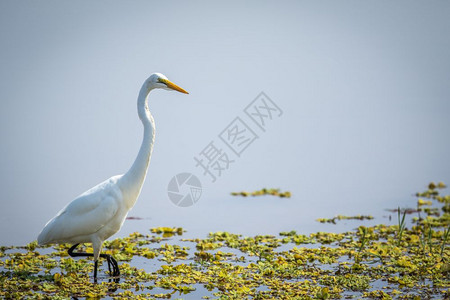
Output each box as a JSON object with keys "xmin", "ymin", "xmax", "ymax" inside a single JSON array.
[{"xmin": 37, "ymin": 73, "xmax": 188, "ymax": 281}]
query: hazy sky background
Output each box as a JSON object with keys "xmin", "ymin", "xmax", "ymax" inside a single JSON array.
[{"xmin": 1, "ymin": 1, "xmax": 449, "ymax": 245}]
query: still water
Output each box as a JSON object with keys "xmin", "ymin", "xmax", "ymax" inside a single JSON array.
[{"xmin": 0, "ymin": 88, "xmax": 448, "ymax": 247}]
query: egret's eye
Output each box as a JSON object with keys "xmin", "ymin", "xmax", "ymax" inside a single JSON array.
[{"xmin": 157, "ymin": 78, "xmax": 168, "ymax": 86}]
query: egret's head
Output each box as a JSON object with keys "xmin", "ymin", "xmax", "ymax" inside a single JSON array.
[{"xmin": 146, "ymin": 73, "xmax": 189, "ymax": 94}]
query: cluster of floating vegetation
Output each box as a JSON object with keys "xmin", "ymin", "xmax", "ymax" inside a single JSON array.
[
  {"xmin": 316, "ymin": 215, "xmax": 374, "ymax": 224},
  {"xmin": 0, "ymin": 182, "xmax": 449, "ymax": 299},
  {"xmin": 231, "ymin": 188, "xmax": 291, "ymax": 198},
  {"xmin": 150, "ymin": 227, "xmax": 184, "ymax": 238}
]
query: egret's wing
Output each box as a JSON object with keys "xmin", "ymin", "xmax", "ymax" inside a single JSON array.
[{"xmin": 38, "ymin": 187, "xmax": 120, "ymax": 244}]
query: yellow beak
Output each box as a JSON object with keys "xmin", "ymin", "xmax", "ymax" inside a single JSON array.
[{"xmin": 161, "ymin": 78, "xmax": 189, "ymax": 94}]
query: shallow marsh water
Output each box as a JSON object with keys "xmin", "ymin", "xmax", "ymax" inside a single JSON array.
[{"xmin": 0, "ymin": 183, "xmax": 448, "ymax": 299}]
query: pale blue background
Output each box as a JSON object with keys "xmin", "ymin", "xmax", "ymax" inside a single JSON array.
[{"xmin": 1, "ymin": 1, "xmax": 449, "ymax": 245}]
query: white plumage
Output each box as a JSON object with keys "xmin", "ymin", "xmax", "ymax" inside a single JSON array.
[
  {"xmin": 37, "ymin": 73, "xmax": 188, "ymax": 280},
  {"xmin": 38, "ymin": 176, "xmax": 123, "ymax": 257}
]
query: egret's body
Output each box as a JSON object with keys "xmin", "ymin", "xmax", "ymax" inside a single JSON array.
[
  {"xmin": 38, "ymin": 176, "xmax": 125, "ymax": 256},
  {"xmin": 38, "ymin": 73, "xmax": 188, "ymax": 280}
]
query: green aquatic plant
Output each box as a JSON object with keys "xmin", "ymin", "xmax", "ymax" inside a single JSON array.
[
  {"xmin": 316, "ymin": 214, "xmax": 374, "ymax": 224},
  {"xmin": 419, "ymin": 227, "xmax": 427, "ymax": 255},
  {"xmin": 440, "ymin": 225, "xmax": 450, "ymax": 258},
  {"xmin": 396, "ymin": 207, "xmax": 407, "ymax": 246},
  {"xmin": 427, "ymin": 226, "xmax": 434, "ymax": 255},
  {"xmin": 231, "ymin": 188, "xmax": 291, "ymax": 198},
  {"xmin": 150, "ymin": 227, "xmax": 184, "ymax": 238},
  {"xmin": 358, "ymin": 226, "xmax": 368, "ymax": 252}
]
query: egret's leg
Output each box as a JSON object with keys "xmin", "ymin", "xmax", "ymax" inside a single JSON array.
[
  {"xmin": 105, "ymin": 256, "xmax": 116, "ymax": 276},
  {"xmin": 107, "ymin": 255, "xmax": 120, "ymax": 276},
  {"xmin": 68, "ymin": 243, "xmax": 81, "ymax": 257},
  {"xmin": 67, "ymin": 244, "xmax": 119, "ymax": 279},
  {"xmin": 94, "ymin": 260, "xmax": 98, "ymax": 282},
  {"xmin": 100, "ymin": 253, "xmax": 120, "ymax": 276},
  {"xmin": 102, "ymin": 255, "xmax": 112, "ymax": 274}
]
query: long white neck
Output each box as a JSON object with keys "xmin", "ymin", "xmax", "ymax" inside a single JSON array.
[{"xmin": 119, "ymin": 84, "xmax": 155, "ymax": 209}]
